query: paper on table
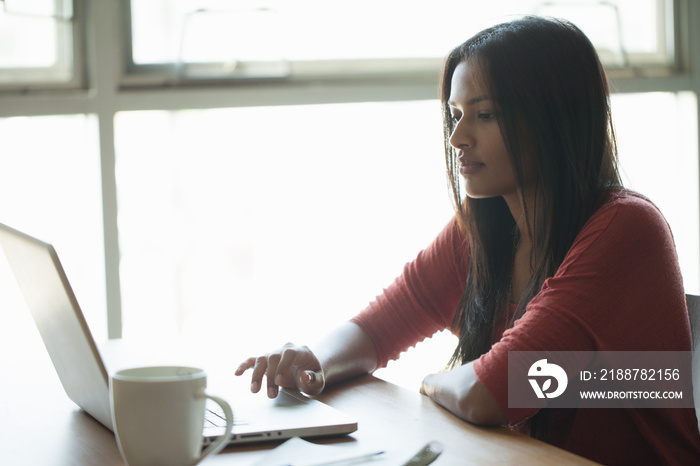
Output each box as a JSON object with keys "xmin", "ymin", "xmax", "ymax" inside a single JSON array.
[{"xmin": 251, "ymin": 437, "xmax": 387, "ymax": 466}]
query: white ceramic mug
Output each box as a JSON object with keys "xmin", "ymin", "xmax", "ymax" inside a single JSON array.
[{"xmin": 110, "ymin": 366, "xmax": 234, "ymax": 466}]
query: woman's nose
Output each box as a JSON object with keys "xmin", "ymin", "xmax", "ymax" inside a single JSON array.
[{"xmin": 449, "ymin": 121, "xmax": 474, "ymax": 150}]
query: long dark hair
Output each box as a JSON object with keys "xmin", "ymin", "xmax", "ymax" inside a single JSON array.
[{"xmin": 443, "ymin": 16, "xmax": 622, "ymax": 435}]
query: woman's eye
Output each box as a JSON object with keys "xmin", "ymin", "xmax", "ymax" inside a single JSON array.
[
  {"xmin": 478, "ymin": 112, "xmax": 496, "ymax": 121},
  {"xmin": 450, "ymin": 114, "xmax": 460, "ymax": 124}
]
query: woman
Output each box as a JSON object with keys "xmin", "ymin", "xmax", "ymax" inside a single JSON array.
[{"xmin": 236, "ymin": 16, "xmax": 700, "ymax": 464}]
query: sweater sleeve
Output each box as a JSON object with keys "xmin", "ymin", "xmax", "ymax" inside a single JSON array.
[
  {"xmin": 351, "ymin": 217, "xmax": 469, "ymax": 368},
  {"xmin": 473, "ymin": 192, "xmax": 690, "ymax": 424}
]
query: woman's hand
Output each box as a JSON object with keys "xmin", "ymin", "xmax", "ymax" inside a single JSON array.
[
  {"xmin": 235, "ymin": 322, "xmax": 378, "ymax": 399},
  {"xmin": 235, "ymin": 343, "xmax": 325, "ymax": 398}
]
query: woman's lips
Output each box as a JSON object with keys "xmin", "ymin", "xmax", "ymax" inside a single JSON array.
[{"xmin": 459, "ymin": 160, "xmax": 485, "ymax": 175}]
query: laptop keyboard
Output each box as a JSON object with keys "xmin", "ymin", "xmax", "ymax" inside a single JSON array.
[{"xmin": 205, "ymin": 405, "xmax": 248, "ymax": 428}]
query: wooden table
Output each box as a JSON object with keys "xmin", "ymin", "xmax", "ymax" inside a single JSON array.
[{"xmin": 0, "ymin": 342, "xmax": 597, "ymax": 465}]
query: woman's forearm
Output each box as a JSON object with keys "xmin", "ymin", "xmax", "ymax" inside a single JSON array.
[
  {"xmin": 314, "ymin": 321, "xmax": 378, "ymax": 386},
  {"xmin": 421, "ymin": 362, "xmax": 508, "ymax": 426}
]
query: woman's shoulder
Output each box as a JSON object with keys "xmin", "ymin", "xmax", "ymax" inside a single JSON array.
[
  {"xmin": 600, "ymin": 187, "xmax": 659, "ymax": 210},
  {"xmin": 568, "ymin": 187, "xmax": 673, "ymax": 258},
  {"xmin": 590, "ymin": 187, "xmax": 669, "ymax": 232}
]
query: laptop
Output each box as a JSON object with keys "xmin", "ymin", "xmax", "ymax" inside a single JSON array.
[{"xmin": 0, "ymin": 221, "xmax": 357, "ymax": 446}]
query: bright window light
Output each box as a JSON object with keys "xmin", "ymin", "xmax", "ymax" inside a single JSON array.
[
  {"xmin": 114, "ymin": 101, "xmax": 454, "ymax": 355},
  {"xmin": 0, "ymin": 114, "xmax": 106, "ymax": 342},
  {"xmin": 129, "ymin": 0, "xmax": 670, "ymax": 72}
]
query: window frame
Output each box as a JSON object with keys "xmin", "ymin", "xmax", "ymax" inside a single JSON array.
[
  {"xmin": 0, "ymin": 0, "xmax": 87, "ymax": 93},
  {"xmin": 119, "ymin": 0, "xmax": 680, "ymax": 89}
]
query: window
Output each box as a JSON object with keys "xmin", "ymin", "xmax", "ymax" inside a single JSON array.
[
  {"xmin": 125, "ymin": 0, "xmax": 674, "ymax": 84},
  {"xmin": 0, "ymin": 114, "xmax": 106, "ymax": 339},
  {"xmin": 0, "ymin": 0, "xmax": 82, "ymax": 89},
  {"xmin": 113, "ymin": 101, "xmax": 454, "ymax": 351}
]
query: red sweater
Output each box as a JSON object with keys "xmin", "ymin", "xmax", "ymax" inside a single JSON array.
[{"xmin": 352, "ymin": 190, "xmax": 700, "ymax": 465}]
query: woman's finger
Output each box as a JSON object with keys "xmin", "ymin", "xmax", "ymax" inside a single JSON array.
[
  {"xmin": 234, "ymin": 357, "xmax": 257, "ymax": 376},
  {"xmin": 250, "ymin": 355, "xmax": 269, "ymax": 393},
  {"xmin": 275, "ymin": 347, "xmax": 305, "ymax": 387},
  {"xmin": 265, "ymin": 352, "xmax": 283, "ymax": 398}
]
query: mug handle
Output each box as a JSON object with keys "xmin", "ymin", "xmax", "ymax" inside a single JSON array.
[{"xmin": 196, "ymin": 389, "xmax": 234, "ymax": 463}]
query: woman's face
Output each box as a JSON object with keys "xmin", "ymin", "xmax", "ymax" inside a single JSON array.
[{"xmin": 448, "ymin": 61, "xmax": 518, "ymax": 202}]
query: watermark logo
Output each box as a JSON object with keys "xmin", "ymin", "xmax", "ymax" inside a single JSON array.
[
  {"xmin": 509, "ymin": 351, "xmax": 693, "ymax": 408},
  {"xmin": 528, "ymin": 359, "xmax": 568, "ymax": 399}
]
